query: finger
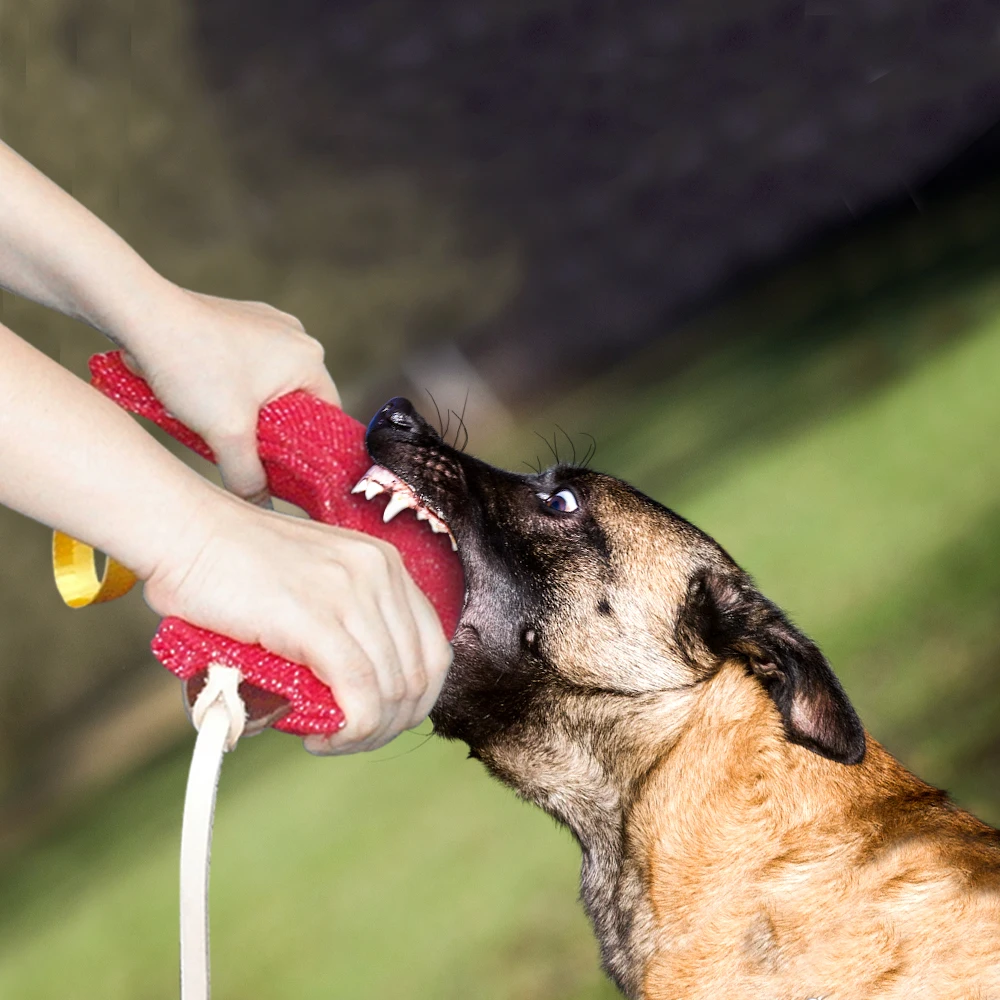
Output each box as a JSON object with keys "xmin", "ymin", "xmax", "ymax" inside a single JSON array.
[
  {"xmin": 303, "ymin": 729, "xmax": 396, "ymax": 757},
  {"xmin": 339, "ymin": 593, "xmax": 410, "ymax": 745},
  {"xmin": 371, "ymin": 548, "xmax": 428, "ymax": 733},
  {"xmin": 293, "ymin": 331, "xmax": 341, "ymax": 407},
  {"xmin": 398, "ymin": 569, "xmax": 453, "ymax": 728},
  {"xmin": 301, "ymin": 624, "xmax": 390, "ymax": 752},
  {"xmin": 290, "ymin": 532, "xmax": 405, "ymax": 749},
  {"xmin": 213, "ymin": 429, "xmax": 272, "ymax": 508},
  {"xmin": 121, "ymin": 350, "xmax": 144, "ymax": 376},
  {"xmin": 305, "ymin": 368, "xmax": 341, "ymax": 408},
  {"xmin": 303, "ymin": 734, "xmax": 338, "ymax": 756},
  {"xmin": 311, "ymin": 571, "xmax": 408, "ymax": 748},
  {"xmin": 332, "ymin": 537, "xmax": 417, "ymax": 737}
]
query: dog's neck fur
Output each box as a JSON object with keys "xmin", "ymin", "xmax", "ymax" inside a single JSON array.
[
  {"xmin": 476, "ymin": 681, "xmax": 702, "ymax": 997},
  {"xmin": 474, "ymin": 663, "xmax": 980, "ymax": 999}
]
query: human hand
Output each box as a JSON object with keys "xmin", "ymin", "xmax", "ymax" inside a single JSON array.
[
  {"xmin": 144, "ymin": 492, "xmax": 453, "ymax": 754},
  {"xmin": 0, "ymin": 145, "xmax": 336, "ymax": 506},
  {"xmin": 114, "ymin": 287, "xmax": 339, "ymax": 506}
]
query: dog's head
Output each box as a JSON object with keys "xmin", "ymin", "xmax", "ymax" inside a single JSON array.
[{"xmin": 364, "ymin": 397, "xmax": 864, "ymax": 777}]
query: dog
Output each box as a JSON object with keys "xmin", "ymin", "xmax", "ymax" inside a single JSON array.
[{"xmin": 358, "ymin": 396, "xmax": 1000, "ymax": 999}]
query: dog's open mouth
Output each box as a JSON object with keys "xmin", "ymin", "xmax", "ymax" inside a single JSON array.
[{"xmin": 352, "ymin": 464, "xmax": 458, "ymax": 551}]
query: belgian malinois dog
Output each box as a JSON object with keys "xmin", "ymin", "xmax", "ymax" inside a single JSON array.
[{"xmin": 359, "ymin": 397, "xmax": 1000, "ymax": 999}]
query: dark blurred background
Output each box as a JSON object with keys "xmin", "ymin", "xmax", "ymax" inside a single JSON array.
[{"xmin": 2, "ymin": 1, "xmax": 1000, "ymax": 997}]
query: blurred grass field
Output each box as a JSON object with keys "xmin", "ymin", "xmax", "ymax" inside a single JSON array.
[
  {"xmin": 3, "ymin": 0, "xmax": 1000, "ymax": 995},
  {"xmin": 2, "ymin": 258, "xmax": 1000, "ymax": 998}
]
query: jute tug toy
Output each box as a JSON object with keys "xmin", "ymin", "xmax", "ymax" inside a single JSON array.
[{"xmin": 52, "ymin": 352, "xmax": 464, "ymax": 1000}]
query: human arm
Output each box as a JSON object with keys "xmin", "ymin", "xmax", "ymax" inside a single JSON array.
[
  {"xmin": 0, "ymin": 139, "xmax": 338, "ymax": 505},
  {"xmin": 0, "ymin": 324, "xmax": 451, "ymax": 751},
  {"xmin": 0, "ymin": 138, "xmax": 454, "ymax": 752}
]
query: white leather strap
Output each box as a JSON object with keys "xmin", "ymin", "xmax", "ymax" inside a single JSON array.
[{"xmin": 180, "ymin": 666, "xmax": 246, "ymax": 1000}]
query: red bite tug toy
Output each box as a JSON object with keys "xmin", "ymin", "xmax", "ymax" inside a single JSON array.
[
  {"xmin": 89, "ymin": 350, "xmax": 464, "ymax": 736},
  {"xmin": 79, "ymin": 351, "xmax": 465, "ymax": 1000}
]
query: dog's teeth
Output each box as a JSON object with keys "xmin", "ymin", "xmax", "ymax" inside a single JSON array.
[
  {"xmin": 448, "ymin": 533, "xmax": 458, "ymax": 552},
  {"xmin": 429, "ymin": 518, "xmax": 447, "ymax": 534},
  {"xmin": 351, "ymin": 477, "xmax": 369, "ymax": 495},
  {"xmin": 383, "ymin": 491, "xmax": 413, "ymax": 523},
  {"xmin": 364, "ymin": 481, "xmax": 384, "ymax": 501},
  {"xmin": 369, "ymin": 465, "xmax": 401, "ymax": 488},
  {"xmin": 415, "ymin": 508, "xmax": 430, "ymax": 521}
]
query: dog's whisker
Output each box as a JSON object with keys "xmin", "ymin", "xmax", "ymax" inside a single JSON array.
[
  {"xmin": 369, "ymin": 728, "xmax": 436, "ymax": 762},
  {"xmin": 448, "ymin": 400, "xmax": 470, "ymax": 454},
  {"xmin": 457, "ymin": 387, "xmax": 470, "ymax": 453},
  {"xmin": 425, "ymin": 388, "xmax": 446, "ymax": 438},
  {"xmin": 555, "ymin": 424, "xmax": 577, "ymax": 466},
  {"xmin": 534, "ymin": 430, "xmax": 561, "ymax": 465}
]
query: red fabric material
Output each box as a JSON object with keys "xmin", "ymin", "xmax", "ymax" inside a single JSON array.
[{"xmin": 89, "ymin": 351, "xmax": 464, "ymax": 735}]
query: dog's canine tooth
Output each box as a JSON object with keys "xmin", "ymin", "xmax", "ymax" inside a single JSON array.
[
  {"xmin": 364, "ymin": 481, "xmax": 385, "ymax": 501},
  {"xmin": 383, "ymin": 491, "xmax": 414, "ymax": 523}
]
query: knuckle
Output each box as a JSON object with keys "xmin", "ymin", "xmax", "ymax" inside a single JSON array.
[
  {"xmin": 351, "ymin": 538, "xmax": 393, "ymax": 576},
  {"xmin": 385, "ymin": 672, "xmax": 408, "ymax": 705},
  {"xmin": 323, "ymin": 558, "xmax": 354, "ymax": 591},
  {"xmin": 300, "ymin": 332, "xmax": 324, "ymax": 358},
  {"xmin": 380, "ymin": 541, "xmax": 404, "ymax": 571},
  {"xmin": 366, "ymin": 541, "xmax": 404, "ymax": 581},
  {"xmin": 349, "ymin": 706, "xmax": 382, "ymax": 742},
  {"xmin": 405, "ymin": 670, "xmax": 428, "ymax": 708},
  {"xmin": 281, "ymin": 310, "xmax": 307, "ymax": 333},
  {"xmin": 209, "ymin": 414, "xmax": 255, "ymax": 447},
  {"xmin": 430, "ymin": 637, "xmax": 454, "ymax": 672},
  {"xmin": 407, "ymin": 655, "xmax": 429, "ymax": 690},
  {"xmin": 429, "ymin": 650, "xmax": 453, "ymax": 683}
]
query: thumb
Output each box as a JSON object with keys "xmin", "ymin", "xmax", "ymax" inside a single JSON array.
[
  {"xmin": 213, "ymin": 429, "xmax": 272, "ymax": 508},
  {"xmin": 305, "ymin": 369, "xmax": 342, "ymax": 408}
]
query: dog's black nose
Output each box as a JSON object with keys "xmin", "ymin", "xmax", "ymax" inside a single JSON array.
[{"xmin": 367, "ymin": 397, "xmax": 423, "ymax": 439}]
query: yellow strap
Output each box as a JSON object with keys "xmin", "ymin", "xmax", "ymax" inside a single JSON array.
[{"xmin": 52, "ymin": 531, "xmax": 138, "ymax": 608}]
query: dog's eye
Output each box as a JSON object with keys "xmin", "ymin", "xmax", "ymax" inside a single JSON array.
[{"xmin": 537, "ymin": 489, "xmax": 579, "ymax": 513}]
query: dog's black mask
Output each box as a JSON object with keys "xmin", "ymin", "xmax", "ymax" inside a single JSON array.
[
  {"xmin": 365, "ymin": 397, "xmax": 865, "ymax": 766},
  {"xmin": 366, "ymin": 397, "xmax": 607, "ymax": 748}
]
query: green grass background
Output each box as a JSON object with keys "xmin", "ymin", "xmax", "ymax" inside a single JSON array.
[
  {"xmin": 2, "ymin": 0, "xmax": 1000, "ymax": 994},
  {"xmin": 2, "ymin": 263, "xmax": 1000, "ymax": 998}
]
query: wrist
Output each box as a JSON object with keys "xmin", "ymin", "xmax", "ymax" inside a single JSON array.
[
  {"xmin": 89, "ymin": 270, "xmax": 186, "ymax": 355},
  {"xmin": 138, "ymin": 481, "xmax": 240, "ymax": 609}
]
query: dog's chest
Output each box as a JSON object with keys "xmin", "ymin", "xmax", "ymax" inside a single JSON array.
[{"xmin": 580, "ymin": 847, "xmax": 658, "ymax": 999}]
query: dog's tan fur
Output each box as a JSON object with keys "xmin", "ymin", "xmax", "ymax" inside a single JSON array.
[
  {"xmin": 637, "ymin": 666, "xmax": 1000, "ymax": 997},
  {"xmin": 474, "ymin": 479, "xmax": 1000, "ymax": 996},
  {"xmin": 366, "ymin": 402, "xmax": 1000, "ymax": 998}
]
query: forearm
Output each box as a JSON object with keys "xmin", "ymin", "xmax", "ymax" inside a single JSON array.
[
  {"xmin": 0, "ymin": 322, "xmax": 222, "ymax": 579},
  {"xmin": 0, "ymin": 140, "xmax": 176, "ymax": 343}
]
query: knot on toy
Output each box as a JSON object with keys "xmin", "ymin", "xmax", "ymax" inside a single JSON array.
[{"xmin": 190, "ymin": 665, "xmax": 246, "ymax": 751}]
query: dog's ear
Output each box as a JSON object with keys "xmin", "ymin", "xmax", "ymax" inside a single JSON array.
[{"xmin": 679, "ymin": 568, "xmax": 865, "ymax": 765}]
